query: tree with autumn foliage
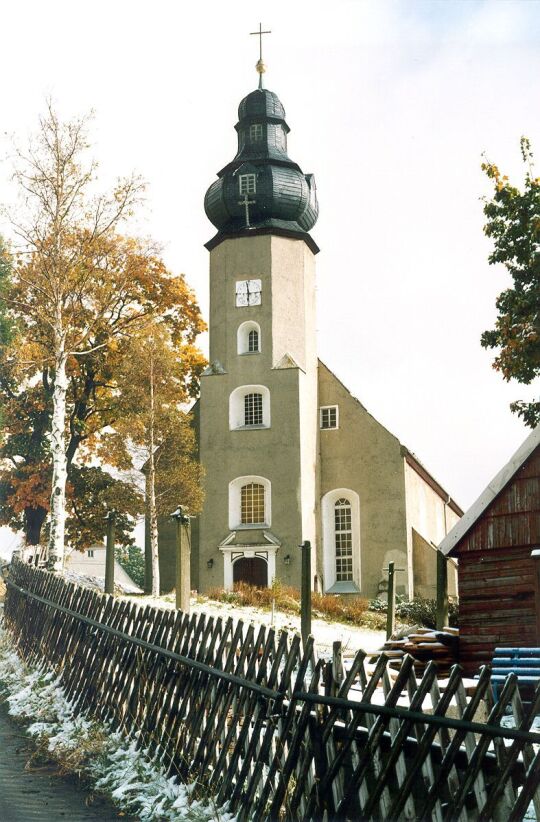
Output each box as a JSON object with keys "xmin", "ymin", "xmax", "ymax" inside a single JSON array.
[
  {"xmin": 2, "ymin": 103, "xmax": 206, "ymax": 566},
  {"xmin": 111, "ymin": 323, "xmax": 204, "ymax": 596},
  {"xmin": 481, "ymin": 137, "xmax": 540, "ymax": 427}
]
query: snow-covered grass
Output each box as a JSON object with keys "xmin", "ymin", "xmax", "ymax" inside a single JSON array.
[
  {"xmin": 123, "ymin": 591, "xmax": 387, "ymax": 658},
  {"xmin": 0, "ymin": 623, "xmax": 234, "ymax": 821}
]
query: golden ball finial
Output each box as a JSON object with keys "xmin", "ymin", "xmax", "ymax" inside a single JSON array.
[{"xmin": 256, "ymin": 58, "xmax": 266, "ymax": 75}]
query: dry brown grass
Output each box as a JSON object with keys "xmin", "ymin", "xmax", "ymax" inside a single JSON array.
[{"xmin": 205, "ymin": 580, "xmax": 377, "ymax": 628}]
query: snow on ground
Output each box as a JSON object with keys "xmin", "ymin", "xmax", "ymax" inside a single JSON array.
[
  {"xmin": 0, "ymin": 622, "xmax": 232, "ymax": 821},
  {"xmin": 123, "ymin": 592, "xmax": 387, "ymax": 658}
]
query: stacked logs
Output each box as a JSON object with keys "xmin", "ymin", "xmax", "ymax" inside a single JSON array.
[{"xmin": 372, "ymin": 626, "xmax": 459, "ymax": 676}]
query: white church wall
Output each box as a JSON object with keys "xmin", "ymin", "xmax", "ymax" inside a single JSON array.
[{"xmin": 404, "ymin": 458, "xmax": 461, "ymax": 598}]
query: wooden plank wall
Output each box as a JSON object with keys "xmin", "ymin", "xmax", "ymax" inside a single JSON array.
[{"xmin": 455, "ymin": 449, "xmax": 540, "ymax": 672}]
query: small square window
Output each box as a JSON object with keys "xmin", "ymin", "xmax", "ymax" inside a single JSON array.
[
  {"xmin": 250, "ymin": 124, "xmax": 263, "ymax": 142},
  {"xmin": 87, "ymin": 550, "xmax": 94, "ymax": 558},
  {"xmin": 320, "ymin": 406, "xmax": 338, "ymax": 430},
  {"xmin": 239, "ymin": 174, "xmax": 256, "ymax": 195}
]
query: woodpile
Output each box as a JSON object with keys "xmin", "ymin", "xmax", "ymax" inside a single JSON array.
[{"xmin": 372, "ymin": 626, "xmax": 459, "ymax": 676}]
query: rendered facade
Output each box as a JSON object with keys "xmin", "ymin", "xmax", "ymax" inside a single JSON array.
[{"xmin": 158, "ymin": 75, "xmax": 462, "ymax": 600}]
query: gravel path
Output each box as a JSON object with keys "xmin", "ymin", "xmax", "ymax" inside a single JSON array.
[{"xmin": 0, "ymin": 703, "xmax": 126, "ymax": 821}]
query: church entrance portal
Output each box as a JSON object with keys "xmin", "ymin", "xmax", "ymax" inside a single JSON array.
[{"xmin": 233, "ymin": 557, "xmax": 268, "ymax": 588}]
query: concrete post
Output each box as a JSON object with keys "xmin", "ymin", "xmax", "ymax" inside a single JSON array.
[
  {"xmin": 104, "ymin": 511, "xmax": 116, "ymax": 595},
  {"xmin": 436, "ymin": 549, "xmax": 449, "ymax": 631},
  {"xmin": 172, "ymin": 508, "xmax": 191, "ymax": 614},
  {"xmin": 299, "ymin": 540, "xmax": 312, "ymax": 649}
]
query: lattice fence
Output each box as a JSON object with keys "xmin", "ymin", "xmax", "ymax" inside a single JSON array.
[{"xmin": 4, "ymin": 559, "xmax": 540, "ymax": 821}]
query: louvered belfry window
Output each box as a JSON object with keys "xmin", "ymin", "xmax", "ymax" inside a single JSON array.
[
  {"xmin": 241, "ymin": 483, "xmax": 265, "ymax": 524},
  {"xmin": 244, "ymin": 392, "xmax": 263, "ymax": 426},
  {"xmin": 334, "ymin": 498, "xmax": 353, "ymax": 581}
]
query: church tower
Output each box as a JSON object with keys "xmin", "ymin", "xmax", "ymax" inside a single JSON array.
[{"xmin": 197, "ymin": 61, "xmax": 320, "ymax": 591}]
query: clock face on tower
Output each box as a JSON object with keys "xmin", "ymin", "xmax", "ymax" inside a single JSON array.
[{"xmin": 235, "ymin": 279, "xmax": 262, "ymax": 307}]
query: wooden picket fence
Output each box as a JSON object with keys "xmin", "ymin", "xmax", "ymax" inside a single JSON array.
[{"xmin": 3, "ymin": 558, "xmax": 540, "ymax": 821}]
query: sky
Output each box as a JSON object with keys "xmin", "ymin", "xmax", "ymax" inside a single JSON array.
[{"xmin": 1, "ymin": 0, "xmax": 540, "ymax": 551}]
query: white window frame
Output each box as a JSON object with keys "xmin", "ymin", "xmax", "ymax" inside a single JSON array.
[
  {"xmin": 320, "ymin": 405, "xmax": 339, "ymax": 430},
  {"xmin": 235, "ymin": 279, "xmax": 262, "ymax": 307},
  {"xmin": 239, "ymin": 173, "xmax": 256, "ymax": 195},
  {"xmin": 321, "ymin": 488, "xmax": 360, "ymax": 592},
  {"xmin": 229, "ymin": 475, "xmax": 271, "ymax": 530},
  {"xmin": 229, "ymin": 384, "xmax": 270, "ymax": 430},
  {"xmin": 237, "ymin": 320, "xmax": 261, "ymax": 355},
  {"xmin": 249, "ymin": 124, "xmax": 263, "ymax": 142}
]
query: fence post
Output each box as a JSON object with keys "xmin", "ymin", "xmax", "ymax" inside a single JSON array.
[
  {"xmin": 386, "ymin": 561, "xmax": 395, "ymax": 640},
  {"xmin": 171, "ymin": 507, "xmax": 191, "ymax": 614},
  {"xmin": 104, "ymin": 511, "xmax": 116, "ymax": 595},
  {"xmin": 436, "ymin": 549, "xmax": 449, "ymax": 631},
  {"xmin": 299, "ymin": 540, "xmax": 312, "ymax": 649}
]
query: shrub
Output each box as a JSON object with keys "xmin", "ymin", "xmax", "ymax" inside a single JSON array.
[
  {"xmin": 205, "ymin": 582, "xmax": 370, "ymax": 626},
  {"xmin": 115, "ymin": 545, "xmax": 145, "ymax": 588},
  {"xmin": 394, "ymin": 597, "xmax": 459, "ymax": 629}
]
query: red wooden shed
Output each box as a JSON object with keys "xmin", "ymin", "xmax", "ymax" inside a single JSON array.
[{"xmin": 439, "ymin": 427, "xmax": 540, "ymax": 674}]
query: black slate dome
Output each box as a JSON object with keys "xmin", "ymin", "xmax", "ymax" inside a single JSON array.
[
  {"xmin": 204, "ymin": 86, "xmax": 319, "ymax": 252},
  {"xmin": 238, "ymin": 88, "xmax": 286, "ymax": 121}
]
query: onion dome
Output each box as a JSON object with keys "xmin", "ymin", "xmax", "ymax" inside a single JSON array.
[{"xmin": 204, "ymin": 86, "xmax": 319, "ymax": 253}]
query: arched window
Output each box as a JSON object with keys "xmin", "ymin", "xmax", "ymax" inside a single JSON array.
[
  {"xmin": 321, "ymin": 489, "xmax": 360, "ymax": 593},
  {"xmin": 334, "ymin": 498, "xmax": 353, "ymax": 581},
  {"xmin": 244, "ymin": 393, "xmax": 263, "ymax": 426},
  {"xmin": 229, "ymin": 385, "xmax": 270, "ymax": 429},
  {"xmin": 237, "ymin": 321, "xmax": 261, "ymax": 355},
  {"xmin": 241, "ymin": 482, "xmax": 265, "ymax": 524},
  {"xmin": 229, "ymin": 476, "xmax": 271, "ymax": 529}
]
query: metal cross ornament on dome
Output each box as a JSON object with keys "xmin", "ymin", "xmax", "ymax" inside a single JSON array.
[
  {"xmin": 238, "ymin": 192, "xmax": 256, "ymax": 228},
  {"xmin": 250, "ymin": 23, "xmax": 271, "ymax": 88}
]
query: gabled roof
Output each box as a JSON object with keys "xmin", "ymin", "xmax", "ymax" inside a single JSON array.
[
  {"xmin": 439, "ymin": 425, "xmax": 540, "ymax": 556},
  {"xmin": 319, "ymin": 359, "xmax": 462, "ymax": 513},
  {"xmin": 402, "ymin": 447, "xmax": 463, "ymax": 517}
]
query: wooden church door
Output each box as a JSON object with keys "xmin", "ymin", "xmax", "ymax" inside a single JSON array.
[{"xmin": 233, "ymin": 557, "xmax": 268, "ymax": 588}]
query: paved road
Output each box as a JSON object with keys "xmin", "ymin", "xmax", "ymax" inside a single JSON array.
[{"xmin": 0, "ymin": 703, "xmax": 128, "ymax": 821}]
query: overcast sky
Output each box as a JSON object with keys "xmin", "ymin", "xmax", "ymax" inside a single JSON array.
[{"xmin": 1, "ymin": 0, "xmax": 540, "ymax": 552}]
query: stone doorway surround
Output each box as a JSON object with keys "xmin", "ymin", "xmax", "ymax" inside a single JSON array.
[{"xmin": 219, "ymin": 531, "xmax": 281, "ymax": 590}]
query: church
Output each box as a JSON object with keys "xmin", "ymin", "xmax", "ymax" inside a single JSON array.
[{"xmin": 158, "ymin": 59, "xmax": 462, "ymax": 601}]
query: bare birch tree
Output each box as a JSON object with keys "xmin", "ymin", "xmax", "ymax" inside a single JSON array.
[
  {"xmin": 8, "ymin": 103, "xmax": 144, "ymax": 569},
  {"xmin": 112, "ymin": 323, "xmax": 204, "ymax": 597}
]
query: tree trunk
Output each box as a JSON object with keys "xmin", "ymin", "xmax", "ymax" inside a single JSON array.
[
  {"xmin": 148, "ymin": 349, "xmax": 160, "ymax": 597},
  {"xmin": 144, "ymin": 470, "xmax": 153, "ymax": 594},
  {"xmin": 148, "ymin": 455, "xmax": 160, "ymax": 597},
  {"xmin": 47, "ymin": 347, "xmax": 68, "ymax": 571},
  {"xmin": 24, "ymin": 506, "xmax": 48, "ymax": 546}
]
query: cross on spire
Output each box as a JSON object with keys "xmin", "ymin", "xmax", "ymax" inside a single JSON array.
[
  {"xmin": 250, "ymin": 22, "xmax": 271, "ymax": 88},
  {"xmin": 238, "ymin": 193, "xmax": 256, "ymax": 228}
]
